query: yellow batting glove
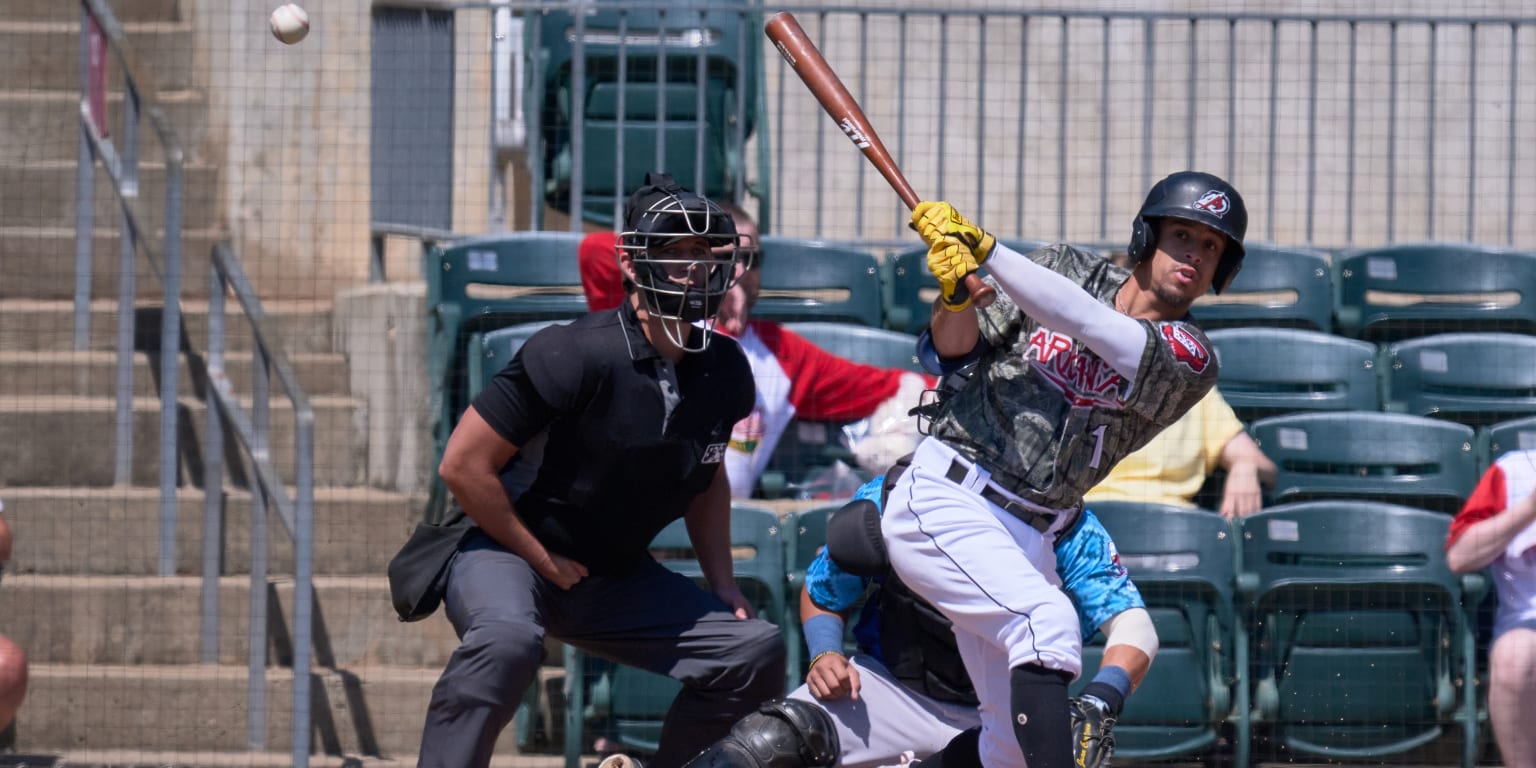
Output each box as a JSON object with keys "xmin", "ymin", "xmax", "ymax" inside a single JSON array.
[
  {"xmin": 912, "ymin": 201, "xmax": 996, "ymax": 264},
  {"xmin": 927, "ymin": 237, "xmax": 981, "ymax": 312}
]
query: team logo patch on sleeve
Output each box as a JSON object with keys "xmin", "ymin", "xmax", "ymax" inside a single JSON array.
[
  {"xmin": 1160, "ymin": 324, "xmax": 1211, "ymax": 373},
  {"xmin": 701, "ymin": 443, "xmax": 728, "ymax": 464}
]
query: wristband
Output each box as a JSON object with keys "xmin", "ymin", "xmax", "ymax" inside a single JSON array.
[
  {"xmin": 808, "ymin": 650, "xmax": 844, "ymax": 671},
  {"xmin": 802, "ymin": 613, "xmax": 845, "ymax": 660}
]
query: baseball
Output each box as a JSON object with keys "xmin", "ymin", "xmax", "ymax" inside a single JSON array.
[{"xmin": 270, "ymin": 3, "xmax": 309, "ymax": 45}]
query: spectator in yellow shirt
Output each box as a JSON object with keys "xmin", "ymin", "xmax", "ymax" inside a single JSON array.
[{"xmin": 1085, "ymin": 388, "xmax": 1276, "ymax": 519}]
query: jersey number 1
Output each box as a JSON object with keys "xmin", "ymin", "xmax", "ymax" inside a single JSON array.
[{"xmin": 1088, "ymin": 425, "xmax": 1108, "ymax": 469}]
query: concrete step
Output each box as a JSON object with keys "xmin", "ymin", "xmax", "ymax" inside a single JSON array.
[
  {"xmin": 8, "ymin": 0, "xmax": 180, "ymax": 23},
  {"xmin": 0, "ymin": 89, "xmax": 206, "ymax": 164},
  {"xmin": 0, "ymin": 21, "xmax": 195, "ymax": 91},
  {"xmin": 0, "ymin": 160, "xmax": 219, "ymax": 231},
  {"xmin": 0, "ymin": 350, "xmax": 351, "ymax": 398},
  {"xmin": 0, "ymin": 226, "xmax": 223, "ymax": 301},
  {"xmin": 15, "ymin": 663, "xmax": 534, "ymax": 758},
  {"xmin": 0, "ymin": 575, "xmax": 460, "ymax": 668},
  {"xmin": 2, "ymin": 486, "xmax": 422, "ymax": 577},
  {"xmin": 0, "ymin": 299, "xmax": 337, "ymax": 355},
  {"xmin": 0, "ymin": 395, "xmax": 364, "ymax": 487}
]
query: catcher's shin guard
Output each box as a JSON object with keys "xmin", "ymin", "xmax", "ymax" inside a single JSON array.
[
  {"xmin": 1069, "ymin": 694, "xmax": 1117, "ymax": 768},
  {"xmin": 681, "ymin": 698, "xmax": 840, "ymax": 768}
]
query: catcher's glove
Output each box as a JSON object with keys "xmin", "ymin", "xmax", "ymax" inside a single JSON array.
[{"xmin": 1070, "ymin": 694, "xmax": 1116, "ymax": 768}]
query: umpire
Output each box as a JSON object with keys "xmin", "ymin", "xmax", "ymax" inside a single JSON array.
[{"xmin": 418, "ymin": 173, "xmax": 786, "ymax": 768}]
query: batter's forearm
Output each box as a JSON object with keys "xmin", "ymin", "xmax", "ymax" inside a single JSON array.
[{"xmin": 984, "ymin": 243, "xmax": 1147, "ymax": 379}]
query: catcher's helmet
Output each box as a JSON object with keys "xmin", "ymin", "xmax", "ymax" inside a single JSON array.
[
  {"xmin": 1126, "ymin": 171, "xmax": 1247, "ymax": 293},
  {"xmin": 617, "ymin": 172, "xmax": 739, "ymax": 343}
]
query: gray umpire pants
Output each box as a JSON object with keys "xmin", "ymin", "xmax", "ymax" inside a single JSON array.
[{"xmin": 418, "ymin": 531, "xmax": 788, "ymax": 768}]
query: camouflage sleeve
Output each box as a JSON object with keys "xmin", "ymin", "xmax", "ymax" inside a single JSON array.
[{"xmin": 1122, "ymin": 319, "xmax": 1220, "ymax": 424}]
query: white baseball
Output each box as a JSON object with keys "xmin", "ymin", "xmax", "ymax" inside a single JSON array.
[{"xmin": 270, "ymin": 3, "xmax": 309, "ymax": 45}]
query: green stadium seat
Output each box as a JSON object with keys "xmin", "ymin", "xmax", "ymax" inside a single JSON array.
[
  {"xmin": 1382, "ymin": 332, "xmax": 1536, "ymax": 427},
  {"xmin": 1334, "ymin": 243, "xmax": 1536, "ymax": 340},
  {"xmin": 752, "ymin": 237, "xmax": 885, "ymax": 327},
  {"xmin": 1073, "ymin": 502, "xmax": 1246, "ymax": 764},
  {"xmin": 565, "ymin": 504, "xmax": 787, "ymax": 759},
  {"xmin": 1248, "ymin": 411, "xmax": 1478, "ymax": 513},
  {"xmin": 1191, "ymin": 244, "xmax": 1334, "ymax": 331},
  {"xmin": 786, "ymin": 322, "xmax": 924, "ymax": 373},
  {"xmin": 1206, "ymin": 328, "xmax": 1379, "ymax": 422},
  {"xmin": 884, "ymin": 240, "xmax": 1046, "ymax": 334},
  {"xmin": 1236, "ymin": 501, "xmax": 1483, "ymax": 767},
  {"xmin": 526, "ymin": 4, "xmax": 761, "ymax": 226},
  {"xmin": 1480, "ymin": 415, "xmax": 1536, "ymax": 466}
]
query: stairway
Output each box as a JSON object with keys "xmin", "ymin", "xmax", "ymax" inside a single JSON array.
[{"xmin": 0, "ymin": 1, "xmax": 485, "ymax": 764}]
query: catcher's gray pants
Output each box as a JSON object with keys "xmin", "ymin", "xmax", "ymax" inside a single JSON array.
[
  {"xmin": 786, "ymin": 655, "xmax": 980, "ymax": 768},
  {"xmin": 418, "ymin": 531, "xmax": 787, "ymax": 768}
]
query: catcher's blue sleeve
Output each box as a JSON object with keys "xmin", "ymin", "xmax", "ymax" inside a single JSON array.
[
  {"xmin": 1056, "ymin": 508, "xmax": 1146, "ymax": 640},
  {"xmin": 804, "ymin": 476, "xmax": 885, "ymax": 611}
]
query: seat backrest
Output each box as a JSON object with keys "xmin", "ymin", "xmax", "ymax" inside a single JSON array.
[
  {"xmin": 1482, "ymin": 415, "xmax": 1536, "ymax": 465},
  {"xmin": 1191, "ymin": 243, "xmax": 1334, "ymax": 332},
  {"xmin": 431, "ymin": 232, "xmax": 590, "ymax": 329},
  {"xmin": 1241, "ymin": 500, "xmax": 1456, "ymax": 591},
  {"xmin": 786, "ymin": 322, "xmax": 924, "ymax": 373},
  {"xmin": 1206, "ymin": 328, "xmax": 1379, "ymax": 422},
  {"xmin": 466, "ymin": 320, "xmax": 567, "ymax": 400},
  {"xmin": 752, "ymin": 237, "xmax": 885, "ymax": 327},
  {"xmin": 1334, "ymin": 243, "xmax": 1536, "ymax": 340},
  {"xmin": 885, "ymin": 239, "xmax": 1049, "ymax": 334},
  {"xmin": 1249, "ymin": 411, "xmax": 1478, "ymax": 513},
  {"xmin": 1383, "ymin": 332, "xmax": 1536, "ymax": 427}
]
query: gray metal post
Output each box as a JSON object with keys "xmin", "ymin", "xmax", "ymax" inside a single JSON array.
[
  {"xmin": 247, "ymin": 346, "xmax": 271, "ymax": 750},
  {"xmin": 291, "ymin": 410, "xmax": 315, "ymax": 768},
  {"xmin": 75, "ymin": 3, "xmax": 97, "ymax": 352},
  {"xmin": 158, "ymin": 156, "xmax": 183, "ymax": 577},
  {"xmin": 112, "ymin": 87, "xmax": 142, "ymax": 488},
  {"xmin": 201, "ymin": 265, "xmax": 226, "ymax": 664}
]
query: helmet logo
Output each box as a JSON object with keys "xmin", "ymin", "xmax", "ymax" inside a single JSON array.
[{"xmin": 1193, "ymin": 190, "xmax": 1231, "ymax": 217}]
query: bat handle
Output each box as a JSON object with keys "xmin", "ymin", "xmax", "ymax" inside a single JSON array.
[{"xmin": 955, "ymin": 273, "xmax": 994, "ymax": 309}]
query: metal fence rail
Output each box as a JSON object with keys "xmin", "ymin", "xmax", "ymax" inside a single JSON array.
[{"xmin": 464, "ymin": 2, "xmax": 1535, "ymax": 254}]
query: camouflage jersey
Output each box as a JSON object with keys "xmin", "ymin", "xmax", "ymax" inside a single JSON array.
[{"xmin": 929, "ymin": 244, "xmax": 1219, "ymax": 513}]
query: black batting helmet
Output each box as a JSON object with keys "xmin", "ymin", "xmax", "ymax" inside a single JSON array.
[{"xmin": 1126, "ymin": 171, "xmax": 1247, "ymax": 293}]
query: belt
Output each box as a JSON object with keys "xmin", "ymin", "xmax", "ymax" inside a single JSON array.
[{"xmin": 945, "ymin": 459, "xmax": 1055, "ymax": 534}]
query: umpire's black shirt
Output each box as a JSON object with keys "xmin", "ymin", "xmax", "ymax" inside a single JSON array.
[{"xmin": 472, "ymin": 299, "xmax": 754, "ymax": 576}]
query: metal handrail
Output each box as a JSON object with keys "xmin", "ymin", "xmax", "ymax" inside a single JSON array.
[
  {"xmin": 76, "ymin": 2, "xmax": 314, "ymax": 764},
  {"xmin": 206, "ymin": 244, "xmax": 316, "ymax": 767}
]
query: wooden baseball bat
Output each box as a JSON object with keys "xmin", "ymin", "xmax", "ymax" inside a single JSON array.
[{"xmin": 764, "ymin": 11, "xmax": 994, "ymax": 309}]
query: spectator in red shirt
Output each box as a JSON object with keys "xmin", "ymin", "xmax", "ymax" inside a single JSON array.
[
  {"xmin": 1445, "ymin": 450, "xmax": 1536, "ymax": 768},
  {"xmin": 579, "ymin": 205, "xmax": 934, "ymax": 498}
]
